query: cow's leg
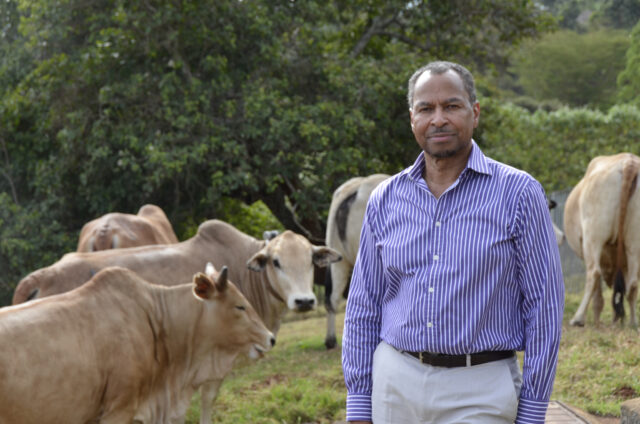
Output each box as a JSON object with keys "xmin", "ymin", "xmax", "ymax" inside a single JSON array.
[
  {"xmin": 570, "ymin": 264, "xmax": 602, "ymax": 326},
  {"xmin": 199, "ymin": 379, "xmax": 223, "ymax": 424},
  {"xmin": 625, "ymin": 246, "xmax": 640, "ymax": 329},
  {"xmin": 592, "ymin": 277, "xmax": 604, "ymax": 326},
  {"xmin": 627, "ymin": 284, "xmax": 638, "ymax": 329},
  {"xmin": 325, "ymin": 260, "xmax": 351, "ymax": 349}
]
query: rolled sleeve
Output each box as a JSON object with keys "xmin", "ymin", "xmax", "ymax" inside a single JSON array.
[
  {"xmin": 345, "ymin": 393, "xmax": 373, "ymax": 422},
  {"xmin": 516, "ymin": 397, "xmax": 550, "ymax": 423}
]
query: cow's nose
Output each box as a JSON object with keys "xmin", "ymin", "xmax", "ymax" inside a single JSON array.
[
  {"xmin": 294, "ymin": 298, "xmax": 315, "ymax": 312},
  {"xmin": 270, "ymin": 336, "xmax": 276, "ymax": 347}
]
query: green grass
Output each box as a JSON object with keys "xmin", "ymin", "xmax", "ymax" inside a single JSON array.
[{"xmin": 186, "ymin": 279, "xmax": 640, "ymax": 423}]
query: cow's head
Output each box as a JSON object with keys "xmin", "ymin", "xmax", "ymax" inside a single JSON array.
[
  {"xmin": 246, "ymin": 231, "xmax": 341, "ymax": 312},
  {"xmin": 194, "ymin": 263, "xmax": 275, "ymax": 359}
]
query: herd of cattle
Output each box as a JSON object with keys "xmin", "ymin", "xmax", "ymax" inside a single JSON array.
[{"xmin": 1, "ymin": 152, "xmax": 638, "ymax": 423}]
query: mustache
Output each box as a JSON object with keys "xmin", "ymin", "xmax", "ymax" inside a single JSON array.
[{"xmin": 427, "ymin": 128, "xmax": 453, "ymax": 135}]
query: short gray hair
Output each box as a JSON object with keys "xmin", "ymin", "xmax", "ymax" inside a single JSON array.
[{"xmin": 407, "ymin": 61, "xmax": 477, "ymax": 109}]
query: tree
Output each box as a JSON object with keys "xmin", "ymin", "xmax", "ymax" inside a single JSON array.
[
  {"xmin": 511, "ymin": 29, "xmax": 629, "ymax": 109},
  {"xmin": 0, "ymin": 0, "xmax": 554, "ymax": 302},
  {"xmin": 590, "ymin": 0, "xmax": 640, "ymax": 29},
  {"xmin": 617, "ymin": 19, "xmax": 640, "ymax": 103}
]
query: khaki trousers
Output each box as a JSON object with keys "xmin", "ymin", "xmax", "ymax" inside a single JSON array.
[{"xmin": 371, "ymin": 341, "xmax": 522, "ymax": 424}]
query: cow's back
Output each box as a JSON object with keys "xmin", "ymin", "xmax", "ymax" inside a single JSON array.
[
  {"xmin": 326, "ymin": 174, "xmax": 389, "ymax": 265},
  {"xmin": 0, "ymin": 270, "xmax": 159, "ymax": 423},
  {"xmin": 77, "ymin": 204, "xmax": 178, "ymax": 252},
  {"xmin": 14, "ymin": 236, "xmax": 213, "ymax": 303},
  {"xmin": 564, "ymin": 154, "xmax": 639, "ymax": 260}
]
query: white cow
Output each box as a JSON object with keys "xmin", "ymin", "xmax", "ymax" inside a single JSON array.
[
  {"xmin": 324, "ymin": 174, "xmax": 389, "ymax": 349},
  {"xmin": 0, "ymin": 265, "xmax": 274, "ymax": 424},
  {"xmin": 564, "ymin": 153, "xmax": 640, "ymax": 328}
]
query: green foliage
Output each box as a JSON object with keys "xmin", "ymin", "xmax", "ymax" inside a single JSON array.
[
  {"xmin": 217, "ymin": 199, "xmax": 285, "ymax": 241},
  {"xmin": 511, "ymin": 29, "xmax": 630, "ymax": 110},
  {"xmin": 0, "ymin": 194, "xmax": 75, "ymax": 305},
  {"xmin": 617, "ymin": 19, "xmax": 640, "ymax": 104},
  {"xmin": 0, "ymin": 0, "xmax": 554, "ymax": 296},
  {"xmin": 590, "ymin": 0, "xmax": 640, "ymax": 29},
  {"xmin": 478, "ymin": 100, "xmax": 640, "ymax": 192}
]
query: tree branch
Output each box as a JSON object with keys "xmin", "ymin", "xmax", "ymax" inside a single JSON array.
[
  {"xmin": 350, "ymin": 13, "xmax": 399, "ymax": 59},
  {"xmin": 0, "ymin": 137, "xmax": 19, "ymax": 205}
]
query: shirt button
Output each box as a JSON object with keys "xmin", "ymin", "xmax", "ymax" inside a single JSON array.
[
  {"xmin": 428, "ymin": 287, "xmax": 434, "ymax": 293},
  {"xmin": 435, "ymin": 221, "xmax": 441, "ymax": 227},
  {"xmin": 427, "ymin": 322, "xmax": 433, "ymax": 328},
  {"xmin": 433, "ymin": 254, "xmax": 439, "ymax": 261}
]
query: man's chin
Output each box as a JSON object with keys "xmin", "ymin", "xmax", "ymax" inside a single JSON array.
[{"xmin": 423, "ymin": 140, "xmax": 470, "ymax": 159}]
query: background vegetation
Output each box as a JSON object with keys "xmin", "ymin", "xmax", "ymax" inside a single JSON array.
[{"xmin": 1, "ymin": 0, "xmax": 640, "ymax": 306}]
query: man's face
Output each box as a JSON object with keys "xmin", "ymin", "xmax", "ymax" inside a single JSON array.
[{"xmin": 409, "ymin": 70, "xmax": 480, "ymax": 159}]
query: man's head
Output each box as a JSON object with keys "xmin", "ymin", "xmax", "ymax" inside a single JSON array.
[
  {"xmin": 407, "ymin": 61, "xmax": 477, "ymax": 109},
  {"xmin": 407, "ymin": 61, "xmax": 480, "ymax": 160}
]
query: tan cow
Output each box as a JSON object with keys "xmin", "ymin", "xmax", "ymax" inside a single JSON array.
[
  {"xmin": 564, "ymin": 153, "xmax": 640, "ymax": 328},
  {"xmin": 0, "ymin": 265, "xmax": 274, "ymax": 424},
  {"xmin": 77, "ymin": 204, "xmax": 179, "ymax": 252},
  {"xmin": 13, "ymin": 219, "xmax": 340, "ymax": 422},
  {"xmin": 324, "ymin": 173, "xmax": 389, "ymax": 349}
]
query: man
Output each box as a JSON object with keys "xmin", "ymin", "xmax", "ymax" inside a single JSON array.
[{"xmin": 341, "ymin": 61, "xmax": 564, "ymax": 424}]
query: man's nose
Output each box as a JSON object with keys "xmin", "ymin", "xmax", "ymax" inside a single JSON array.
[{"xmin": 431, "ymin": 108, "xmax": 447, "ymax": 126}]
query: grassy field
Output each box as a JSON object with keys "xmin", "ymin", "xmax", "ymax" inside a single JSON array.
[{"xmin": 185, "ymin": 281, "xmax": 640, "ymax": 423}]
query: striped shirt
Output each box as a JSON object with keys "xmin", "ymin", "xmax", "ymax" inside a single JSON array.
[{"xmin": 342, "ymin": 142, "xmax": 564, "ymax": 424}]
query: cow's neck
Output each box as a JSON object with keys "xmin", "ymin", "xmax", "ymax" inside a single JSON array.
[
  {"xmin": 242, "ymin": 270, "xmax": 287, "ymax": 334},
  {"xmin": 151, "ymin": 285, "xmax": 237, "ymax": 376}
]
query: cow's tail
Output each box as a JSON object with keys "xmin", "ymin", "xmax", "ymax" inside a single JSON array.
[{"xmin": 612, "ymin": 156, "xmax": 639, "ymax": 322}]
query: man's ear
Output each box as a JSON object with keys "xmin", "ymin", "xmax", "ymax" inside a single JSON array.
[{"xmin": 247, "ymin": 250, "xmax": 269, "ymax": 272}]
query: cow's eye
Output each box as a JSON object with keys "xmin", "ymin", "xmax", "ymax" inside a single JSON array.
[
  {"xmin": 235, "ymin": 305, "xmax": 246, "ymax": 311},
  {"xmin": 273, "ymin": 259, "xmax": 281, "ymax": 268}
]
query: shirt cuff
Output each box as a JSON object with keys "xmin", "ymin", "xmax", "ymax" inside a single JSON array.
[
  {"xmin": 516, "ymin": 397, "xmax": 549, "ymax": 424},
  {"xmin": 346, "ymin": 393, "xmax": 372, "ymax": 422}
]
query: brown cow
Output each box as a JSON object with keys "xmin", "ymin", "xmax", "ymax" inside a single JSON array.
[
  {"xmin": 77, "ymin": 204, "xmax": 179, "ymax": 252},
  {"xmin": 0, "ymin": 265, "xmax": 274, "ymax": 424},
  {"xmin": 13, "ymin": 219, "xmax": 340, "ymax": 422},
  {"xmin": 564, "ymin": 153, "xmax": 640, "ymax": 328}
]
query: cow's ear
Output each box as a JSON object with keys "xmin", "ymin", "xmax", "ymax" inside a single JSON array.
[
  {"xmin": 193, "ymin": 272, "xmax": 215, "ymax": 300},
  {"xmin": 263, "ymin": 230, "xmax": 279, "ymax": 243},
  {"xmin": 247, "ymin": 250, "xmax": 269, "ymax": 272},
  {"xmin": 214, "ymin": 266, "xmax": 228, "ymax": 292},
  {"xmin": 312, "ymin": 246, "xmax": 342, "ymax": 267}
]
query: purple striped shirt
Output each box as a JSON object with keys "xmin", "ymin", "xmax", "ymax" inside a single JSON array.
[{"xmin": 342, "ymin": 142, "xmax": 564, "ymax": 423}]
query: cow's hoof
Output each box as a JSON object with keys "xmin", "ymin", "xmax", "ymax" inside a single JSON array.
[
  {"xmin": 569, "ymin": 318, "xmax": 584, "ymax": 327},
  {"xmin": 325, "ymin": 336, "xmax": 337, "ymax": 350}
]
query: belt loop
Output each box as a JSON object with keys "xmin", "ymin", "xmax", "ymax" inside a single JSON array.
[
  {"xmin": 466, "ymin": 354, "xmax": 471, "ymax": 367},
  {"xmin": 419, "ymin": 352, "xmax": 424, "ymax": 363}
]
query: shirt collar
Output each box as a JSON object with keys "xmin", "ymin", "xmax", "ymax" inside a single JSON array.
[{"xmin": 406, "ymin": 140, "xmax": 493, "ymax": 182}]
